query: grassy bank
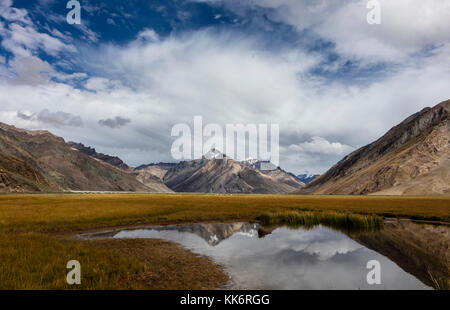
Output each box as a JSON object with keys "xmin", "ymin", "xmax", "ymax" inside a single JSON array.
[
  {"xmin": 257, "ymin": 211, "xmax": 384, "ymax": 232},
  {"xmin": 0, "ymin": 233, "xmax": 228, "ymax": 290},
  {"xmin": 0, "ymin": 233, "xmax": 143, "ymax": 289}
]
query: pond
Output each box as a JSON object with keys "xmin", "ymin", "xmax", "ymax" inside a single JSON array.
[{"xmin": 86, "ymin": 222, "xmax": 433, "ymax": 290}]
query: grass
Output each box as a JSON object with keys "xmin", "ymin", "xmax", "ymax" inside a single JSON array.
[
  {"xmin": 0, "ymin": 193, "xmax": 448, "ymax": 234},
  {"xmin": 0, "ymin": 233, "xmax": 144, "ymax": 289},
  {"xmin": 256, "ymin": 211, "xmax": 384, "ymax": 233},
  {"xmin": 427, "ymin": 268, "xmax": 449, "ymax": 290},
  {"xmin": 0, "ymin": 193, "xmax": 448, "ymax": 289},
  {"xmin": 0, "ymin": 233, "xmax": 227, "ymax": 290}
]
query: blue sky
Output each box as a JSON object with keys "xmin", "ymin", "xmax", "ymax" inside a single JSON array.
[{"xmin": 0, "ymin": 0, "xmax": 449, "ymax": 174}]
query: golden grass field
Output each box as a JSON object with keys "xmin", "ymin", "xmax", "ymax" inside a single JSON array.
[
  {"xmin": 0, "ymin": 193, "xmax": 449, "ymax": 289},
  {"xmin": 1, "ymin": 193, "xmax": 449, "ymax": 233}
]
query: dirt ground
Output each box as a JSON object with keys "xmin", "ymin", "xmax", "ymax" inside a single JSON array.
[{"xmin": 90, "ymin": 238, "xmax": 229, "ymax": 289}]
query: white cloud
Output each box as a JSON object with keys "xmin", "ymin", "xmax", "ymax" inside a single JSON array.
[
  {"xmin": 84, "ymin": 77, "xmax": 124, "ymax": 92},
  {"xmin": 36, "ymin": 109, "xmax": 83, "ymax": 127},
  {"xmin": 9, "ymin": 56, "xmax": 53, "ymax": 85},
  {"xmin": 136, "ymin": 28, "xmax": 160, "ymax": 42},
  {"xmin": 0, "ymin": 1, "xmax": 449, "ymax": 175},
  {"xmin": 1, "ymin": 28, "xmax": 449, "ymax": 173},
  {"xmin": 2, "ymin": 23, "xmax": 76, "ymax": 57},
  {"xmin": 0, "ymin": 1, "xmax": 76, "ymax": 59},
  {"xmin": 289, "ymin": 137, "xmax": 354, "ymax": 156},
  {"xmin": 0, "ymin": 0, "xmax": 31, "ymax": 25},
  {"xmin": 16, "ymin": 108, "xmax": 83, "ymax": 127},
  {"xmin": 201, "ymin": 0, "xmax": 450, "ymax": 62},
  {"xmin": 93, "ymin": 30, "xmax": 320, "ymax": 125}
]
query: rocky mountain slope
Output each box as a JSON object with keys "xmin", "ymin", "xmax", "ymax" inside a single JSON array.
[
  {"xmin": 135, "ymin": 163, "xmax": 177, "ymax": 179},
  {"xmin": 163, "ymin": 156, "xmax": 304, "ymax": 194},
  {"xmin": 302, "ymin": 100, "xmax": 450, "ymax": 195},
  {"xmin": 260, "ymin": 168, "xmax": 305, "ymax": 188},
  {"xmin": 0, "ymin": 152, "xmax": 58, "ymax": 192},
  {"xmin": 241, "ymin": 158, "xmax": 305, "ymax": 189},
  {"xmin": 66, "ymin": 143, "xmax": 173, "ymax": 192},
  {"xmin": 67, "ymin": 142, "xmax": 130, "ymax": 170},
  {"xmin": 297, "ymin": 174, "xmax": 320, "ymax": 184},
  {"xmin": 132, "ymin": 163, "xmax": 175, "ymax": 193},
  {"xmin": 0, "ymin": 123, "xmax": 158, "ymax": 192}
]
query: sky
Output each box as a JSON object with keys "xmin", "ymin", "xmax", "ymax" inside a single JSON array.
[{"xmin": 0, "ymin": 0, "xmax": 449, "ymax": 175}]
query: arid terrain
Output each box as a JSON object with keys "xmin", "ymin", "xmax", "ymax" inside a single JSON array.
[
  {"xmin": 163, "ymin": 156, "xmax": 304, "ymax": 194},
  {"xmin": 1, "ymin": 100, "xmax": 449, "ymax": 196},
  {"xmin": 302, "ymin": 100, "xmax": 450, "ymax": 195},
  {"xmin": 0, "ymin": 123, "xmax": 158, "ymax": 192}
]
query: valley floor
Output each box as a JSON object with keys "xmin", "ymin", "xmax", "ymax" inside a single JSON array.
[{"xmin": 0, "ymin": 193, "xmax": 449, "ymax": 289}]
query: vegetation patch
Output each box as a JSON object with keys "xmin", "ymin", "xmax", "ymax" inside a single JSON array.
[
  {"xmin": 0, "ymin": 233, "xmax": 227, "ymax": 290},
  {"xmin": 0, "ymin": 194, "xmax": 448, "ymax": 234},
  {"xmin": 256, "ymin": 211, "xmax": 384, "ymax": 233}
]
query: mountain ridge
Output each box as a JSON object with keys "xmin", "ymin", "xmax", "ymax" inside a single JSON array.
[
  {"xmin": 301, "ymin": 100, "xmax": 450, "ymax": 195},
  {"xmin": 163, "ymin": 156, "xmax": 304, "ymax": 194},
  {"xmin": 0, "ymin": 122, "xmax": 158, "ymax": 192},
  {"xmin": 67, "ymin": 141, "xmax": 130, "ymax": 170}
]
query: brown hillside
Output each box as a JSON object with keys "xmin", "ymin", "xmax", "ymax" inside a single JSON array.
[{"xmin": 302, "ymin": 100, "xmax": 450, "ymax": 195}]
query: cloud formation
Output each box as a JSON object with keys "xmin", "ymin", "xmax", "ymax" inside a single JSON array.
[
  {"xmin": 289, "ymin": 137, "xmax": 354, "ymax": 156},
  {"xmin": 0, "ymin": 1, "xmax": 448, "ymax": 175},
  {"xmin": 99, "ymin": 116, "xmax": 131, "ymax": 129},
  {"xmin": 9, "ymin": 56, "xmax": 53, "ymax": 85},
  {"xmin": 37, "ymin": 109, "xmax": 83, "ymax": 127},
  {"xmin": 16, "ymin": 109, "xmax": 83, "ymax": 127},
  {"xmin": 200, "ymin": 0, "xmax": 450, "ymax": 62}
]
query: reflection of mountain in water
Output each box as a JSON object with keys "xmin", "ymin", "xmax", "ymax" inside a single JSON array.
[
  {"xmin": 352, "ymin": 219, "xmax": 449, "ymax": 289},
  {"xmin": 102, "ymin": 222, "xmax": 429, "ymax": 289},
  {"xmin": 152, "ymin": 222, "xmax": 258, "ymax": 246}
]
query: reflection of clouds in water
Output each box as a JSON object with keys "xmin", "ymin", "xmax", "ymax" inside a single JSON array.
[
  {"xmin": 263, "ymin": 227, "xmax": 363, "ymax": 260},
  {"xmin": 211, "ymin": 227, "xmax": 361, "ymax": 262},
  {"xmin": 113, "ymin": 224, "xmax": 429, "ymax": 290},
  {"xmin": 234, "ymin": 231, "xmax": 258, "ymax": 238}
]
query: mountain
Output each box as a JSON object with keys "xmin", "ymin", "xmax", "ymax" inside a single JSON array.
[
  {"xmin": 302, "ymin": 100, "xmax": 450, "ymax": 195},
  {"xmin": 241, "ymin": 157, "xmax": 259, "ymax": 166},
  {"xmin": 241, "ymin": 158, "xmax": 305, "ymax": 189},
  {"xmin": 0, "ymin": 152, "xmax": 59, "ymax": 192},
  {"xmin": 132, "ymin": 163, "xmax": 175, "ymax": 193},
  {"xmin": 0, "ymin": 122, "xmax": 158, "ymax": 192},
  {"xmin": 163, "ymin": 155, "xmax": 304, "ymax": 194},
  {"xmin": 67, "ymin": 142, "xmax": 130, "ymax": 170},
  {"xmin": 297, "ymin": 174, "xmax": 320, "ymax": 184},
  {"xmin": 204, "ymin": 148, "xmax": 224, "ymax": 160},
  {"xmin": 150, "ymin": 222, "xmax": 258, "ymax": 246},
  {"xmin": 242, "ymin": 159, "xmax": 277, "ymax": 171},
  {"xmin": 260, "ymin": 168, "xmax": 305, "ymax": 188},
  {"xmin": 135, "ymin": 162, "xmax": 177, "ymax": 179},
  {"xmin": 66, "ymin": 143, "xmax": 172, "ymax": 192}
]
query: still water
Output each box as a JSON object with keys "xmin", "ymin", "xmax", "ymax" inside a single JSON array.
[{"xmin": 98, "ymin": 222, "xmax": 430, "ymax": 290}]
